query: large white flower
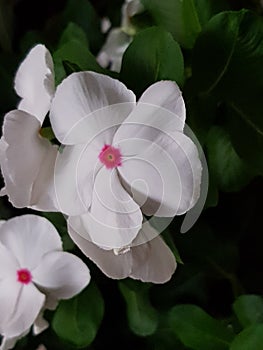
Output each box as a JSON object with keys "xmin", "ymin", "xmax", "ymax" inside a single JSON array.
[
  {"xmin": 0, "ymin": 214, "xmax": 90, "ymax": 350},
  {"xmin": 97, "ymin": 0, "xmax": 143, "ymax": 72},
  {"xmin": 0, "ymin": 44, "xmax": 58, "ymax": 211},
  {"xmin": 50, "ymin": 71, "xmax": 202, "ymax": 251}
]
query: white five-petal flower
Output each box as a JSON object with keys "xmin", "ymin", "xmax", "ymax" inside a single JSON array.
[
  {"xmin": 50, "ymin": 71, "xmax": 202, "ymax": 251},
  {"xmin": 0, "ymin": 215, "xmax": 90, "ymax": 350},
  {"xmin": 0, "ymin": 45, "xmax": 58, "ymax": 211}
]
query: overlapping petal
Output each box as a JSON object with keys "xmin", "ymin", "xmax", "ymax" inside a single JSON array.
[
  {"xmin": 50, "ymin": 71, "xmax": 136, "ymax": 144},
  {"xmin": 14, "ymin": 44, "xmax": 54, "ymax": 124},
  {"xmin": 0, "ymin": 110, "xmax": 58, "ymax": 211},
  {"xmin": 68, "ymin": 220, "xmax": 176, "ymax": 283},
  {"xmin": 68, "ymin": 167, "xmax": 142, "ymax": 249}
]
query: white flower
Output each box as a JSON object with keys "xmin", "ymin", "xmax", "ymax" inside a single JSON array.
[
  {"xmin": 97, "ymin": 0, "xmax": 143, "ymax": 72},
  {"xmin": 0, "ymin": 214, "xmax": 90, "ymax": 350},
  {"xmin": 50, "ymin": 71, "xmax": 202, "ymax": 252},
  {"xmin": 0, "ymin": 44, "xmax": 58, "ymax": 211}
]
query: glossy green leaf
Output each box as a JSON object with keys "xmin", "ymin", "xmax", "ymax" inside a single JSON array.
[
  {"xmin": 120, "ymin": 27, "xmax": 184, "ymax": 95},
  {"xmin": 206, "ymin": 126, "xmax": 254, "ymax": 192},
  {"xmin": 53, "ymin": 40, "xmax": 105, "ymax": 85},
  {"xmin": 58, "ymin": 22, "xmax": 89, "ymax": 48},
  {"xmin": 230, "ymin": 324, "xmax": 263, "ymax": 350},
  {"xmin": 52, "ymin": 283, "xmax": 104, "ymax": 348},
  {"xmin": 233, "ymin": 295, "xmax": 263, "ymax": 328},
  {"xmin": 141, "ymin": 0, "xmax": 227, "ymax": 49},
  {"xmin": 191, "ymin": 10, "xmax": 263, "ymax": 172},
  {"xmin": 169, "ymin": 304, "xmax": 235, "ymax": 350},
  {"xmin": 119, "ymin": 280, "xmax": 158, "ymax": 336}
]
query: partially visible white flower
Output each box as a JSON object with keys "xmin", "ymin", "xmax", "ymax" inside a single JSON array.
[
  {"xmin": 97, "ymin": 0, "xmax": 143, "ymax": 72},
  {"xmin": 101, "ymin": 17, "xmax": 111, "ymax": 34},
  {"xmin": 0, "ymin": 215, "xmax": 90, "ymax": 350},
  {"xmin": 68, "ymin": 220, "xmax": 176, "ymax": 284},
  {"xmin": 0, "ymin": 44, "xmax": 58, "ymax": 211}
]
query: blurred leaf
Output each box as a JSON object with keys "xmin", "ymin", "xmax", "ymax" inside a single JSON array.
[
  {"xmin": 191, "ymin": 10, "xmax": 263, "ymax": 172},
  {"xmin": 233, "ymin": 295, "xmax": 263, "ymax": 328},
  {"xmin": 59, "ymin": 22, "xmax": 89, "ymax": 48},
  {"xmin": 120, "ymin": 26, "xmax": 184, "ymax": 96},
  {"xmin": 206, "ymin": 126, "xmax": 254, "ymax": 192},
  {"xmin": 61, "ymin": 0, "xmax": 103, "ymax": 53},
  {"xmin": 119, "ymin": 280, "xmax": 158, "ymax": 336},
  {"xmin": 53, "ymin": 40, "xmax": 105, "ymax": 85},
  {"xmin": 0, "ymin": 0, "xmax": 14, "ymax": 52},
  {"xmin": 169, "ymin": 304, "xmax": 235, "ymax": 350},
  {"xmin": 141, "ymin": 0, "xmax": 227, "ymax": 49},
  {"xmin": 230, "ymin": 324, "xmax": 263, "ymax": 350},
  {"xmin": 52, "ymin": 282, "xmax": 104, "ymax": 348},
  {"xmin": 162, "ymin": 229, "xmax": 183, "ymax": 264}
]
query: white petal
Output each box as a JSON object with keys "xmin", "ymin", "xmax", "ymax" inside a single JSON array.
[
  {"xmin": 113, "ymin": 81, "xmax": 185, "ymax": 154},
  {"xmin": 131, "ymin": 236, "xmax": 177, "ymax": 284},
  {"xmin": 118, "ymin": 131, "xmax": 202, "ymax": 217},
  {"xmin": 69, "ymin": 167, "xmax": 142, "ymax": 249},
  {"xmin": 0, "ymin": 330, "xmax": 29, "ymax": 350},
  {"xmin": 0, "ymin": 241, "xmax": 19, "ymax": 279},
  {"xmin": 0, "ymin": 215, "xmax": 62, "ymax": 270},
  {"xmin": 33, "ymin": 251, "xmax": 90, "ymax": 299},
  {"xmin": 1, "ymin": 110, "xmax": 58, "ymax": 211},
  {"xmin": 97, "ymin": 29, "xmax": 131, "ymax": 72},
  {"xmin": 54, "ymin": 132, "xmax": 108, "ymax": 216},
  {"xmin": 68, "ymin": 222, "xmax": 132, "ymax": 279},
  {"xmin": 50, "ymin": 71, "xmax": 136, "ymax": 144},
  {"xmin": 2, "ymin": 283, "xmax": 45, "ymax": 338},
  {"xmin": 14, "ymin": 44, "xmax": 54, "ymax": 124},
  {"xmin": 121, "ymin": 0, "xmax": 144, "ymax": 27},
  {"xmin": 0, "ymin": 278, "xmax": 21, "ymax": 328},
  {"xmin": 33, "ymin": 312, "xmax": 49, "ymax": 335}
]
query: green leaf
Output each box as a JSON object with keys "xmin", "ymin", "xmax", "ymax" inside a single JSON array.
[
  {"xmin": 230, "ymin": 324, "xmax": 263, "ymax": 350},
  {"xmin": 53, "ymin": 40, "xmax": 105, "ymax": 85},
  {"xmin": 169, "ymin": 304, "xmax": 235, "ymax": 350},
  {"xmin": 206, "ymin": 126, "xmax": 254, "ymax": 192},
  {"xmin": 59, "ymin": 22, "xmax": 89, "ymax": 48},
  {"xmin": 191, "ymin": 10, "xmax": 263, "ymax": 172},
  {"xmin": 120, "ymin": 27, "xmax": 184, "ymax": 96},
  {"xmin": 233, "ymin": 295, "xmax": 263, "ymax": 328},
  {"xmin": 141, "ymin": 0, "xmax": 227, "ymax": 49},
  {"xmin": 61, "ymin": 0, "xmax": 103, "ymax": 53},
  {"xmin": 119, "ymin": 280, "xmax": 158, "ymax": 336},
  {"xmin": 52, "ymin": 283, "xmax": 104, "ymax": 348}
]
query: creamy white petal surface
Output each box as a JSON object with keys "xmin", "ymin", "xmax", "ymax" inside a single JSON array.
[
  {"xmin": 68, "ymin": 167, "xmax": 142, "ymax": 249},
  {"xmin": 50, "ymin": 71, "xmax": 136, "ymax": 144},
  {"xmin": 14, "ymin": 44, "xmax": 55, "ymax": 123},
  {"xmin": 0, "ymin": 110, "xmax": 58, "ymax": 211},
  {"xmin": 0, "ymin": 215, "xmax": 90, "ymax": 349}
]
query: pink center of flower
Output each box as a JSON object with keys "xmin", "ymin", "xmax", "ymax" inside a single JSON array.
[
  {"xmin": 99, "ymin": 144, "xmax": 122, "ymax": 169},
  {"xmin": 17, "ymin": 268, "xmax": 32, "ymax": 284}
]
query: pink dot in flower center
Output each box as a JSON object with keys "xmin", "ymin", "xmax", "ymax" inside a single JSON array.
[
  {"xmin": 17, "ymin": 268, "xmax": 32, "ymax": 284},
  {"xmin": 99, "ymin": 144, "xmax": 122, "ymax": 169}
]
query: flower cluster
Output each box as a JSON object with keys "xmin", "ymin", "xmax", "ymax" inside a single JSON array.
[{"xmin": 0, "ymin": 41, "xmax": 202, "ymax": 347}]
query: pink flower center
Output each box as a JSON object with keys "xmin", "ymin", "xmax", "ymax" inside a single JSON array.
[
  {"xmin": 99, "ymin": 144, "xmax": 122, "ymax": 169},
  {"xmin": 17, "ymin": 268, "xmax": 32, "ymax": 284}
]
